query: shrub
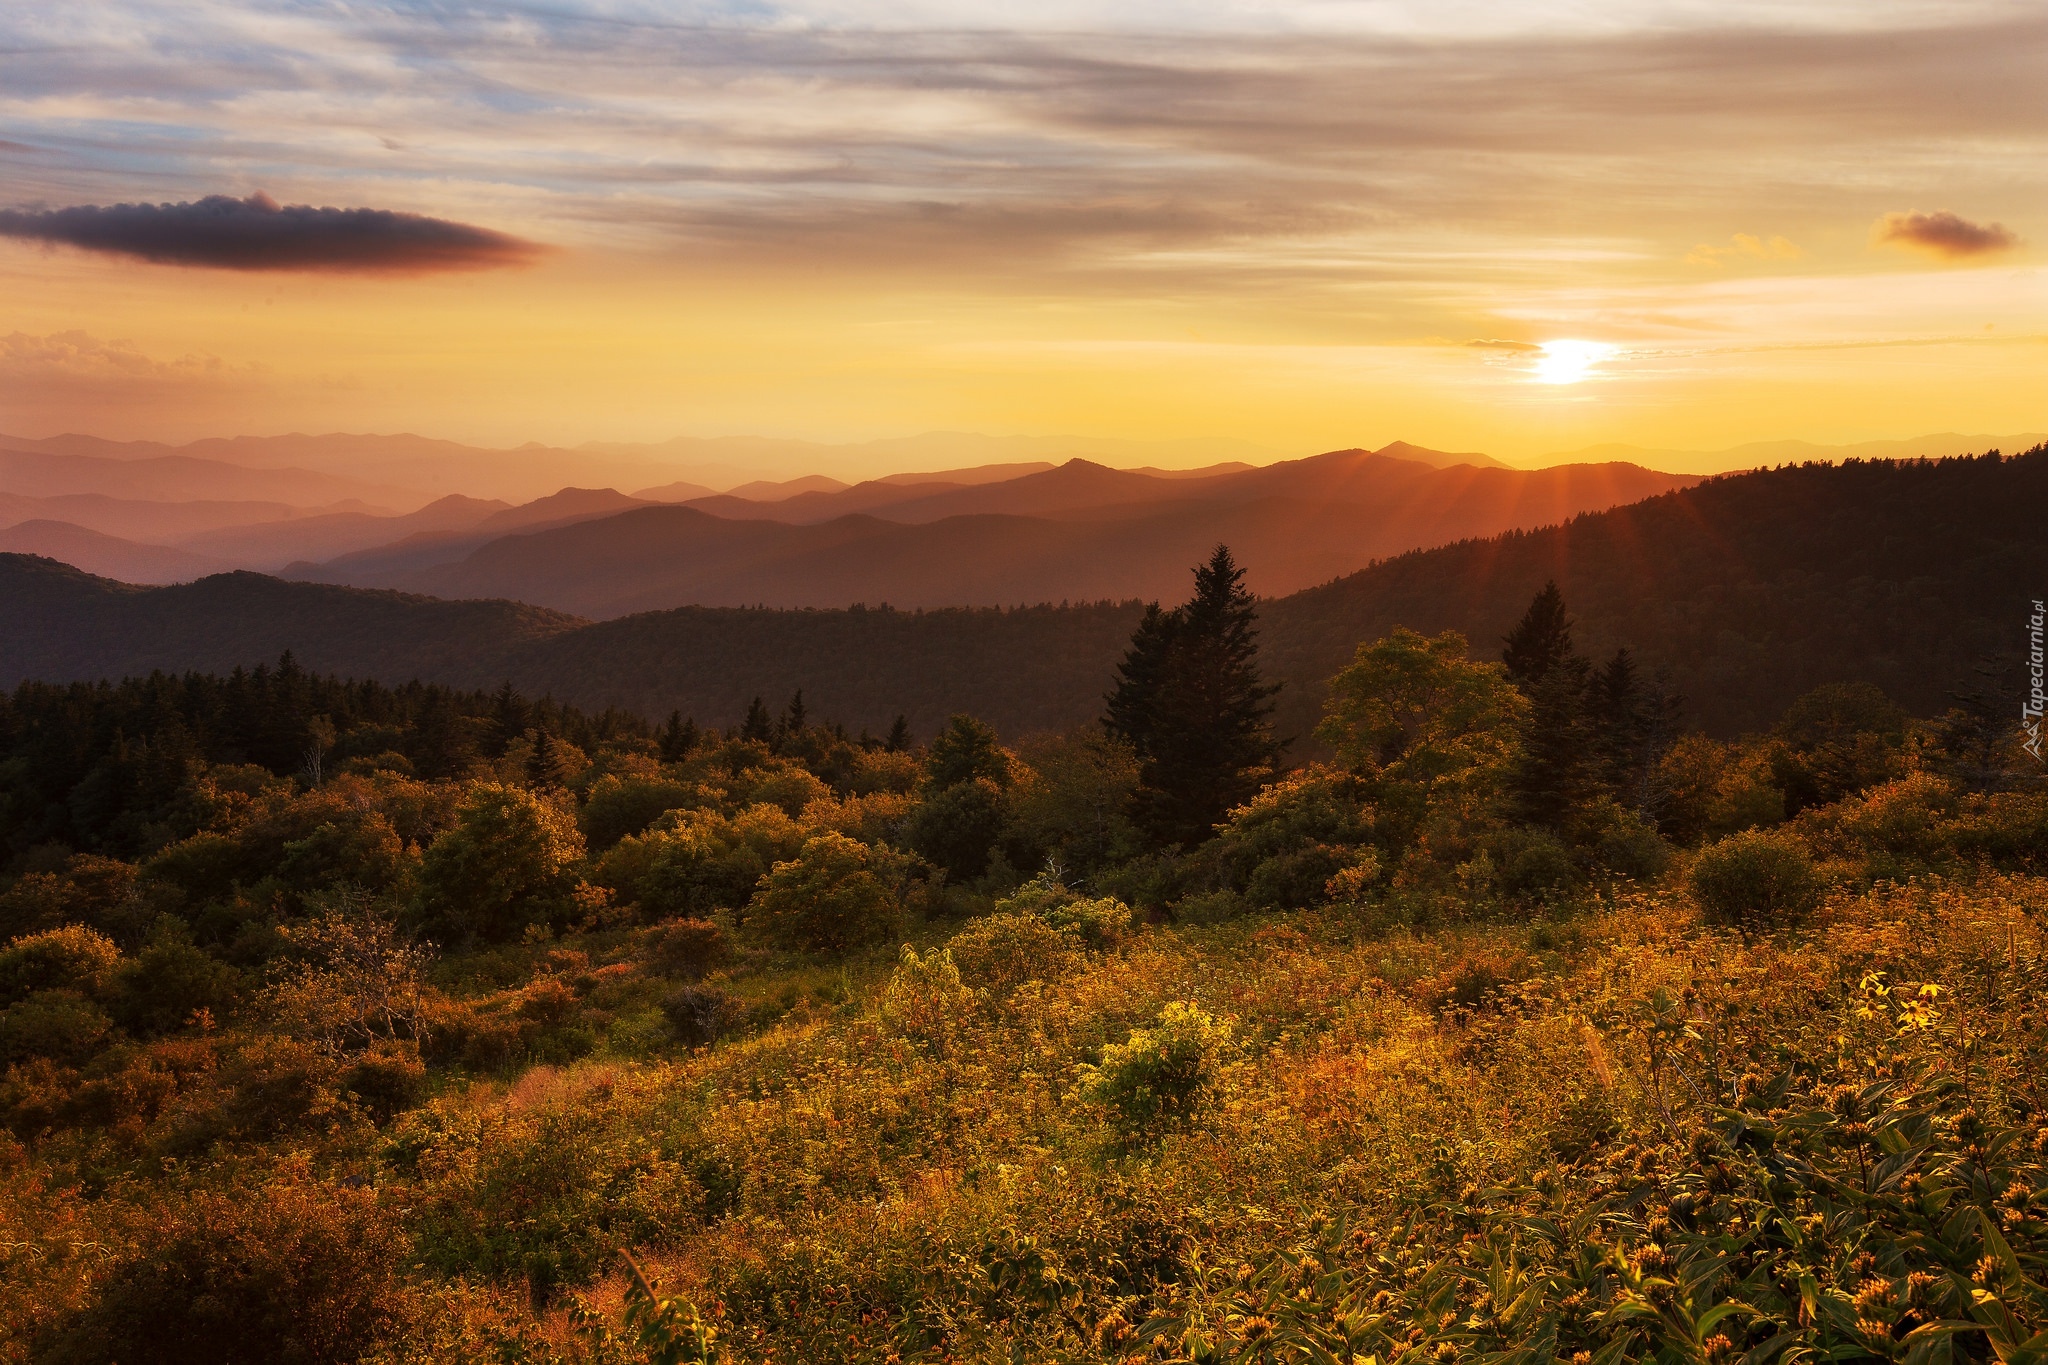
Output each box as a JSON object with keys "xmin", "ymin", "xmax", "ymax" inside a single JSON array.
[
  {"xmin": 0, "ymin": 990, "xmax": 113, "ymax": 1065},
  {"xmin": 580, "ymin": 773, "xmax": 704, "ymax": 851},
  {"xmin": 1690, "ymin": 828, "xmax": 1823, "ymax": 928},
  {"xmin": 34, "ymin": 1182, "xmax": 411, "ymax": 1365},
  {"xmin": 1076, "ymin": 1001, "xmax": 1232, "ymax": 1138},
  {"xmin": 340, "ymin": 1040, "xmax": 427, "ymax": 1122},
  {"xmin": 0, "ymin": 925, "xmax": 122, "ymax": 1004},
  {"xmin": 1045, "ymin": 894, "xmax": 1135, "ymax": 948},
  {"xmin": 110, "ymin": 922, "xmax": 242, "ymax": 1035},
  {"xmin": 647, "ymin": 917, "xmax": 732, "ymax": 979},
  {"xmin": 1210, "ymin": 767, "xmax": 1375, "ymax": 909},
  {"xmin": 742, "ymin": 833, "xmax": 912, "ymax": 954},
  {"xmin": 660, "ymin": 983, "xmax": 740, "ymax": 1046},
  {"xmin": 879, "ymin": 945, "xmax": 979, "ymax": 1044},
  {"xmin": 902, "ymin": 778, "xmax": 1009, "ymax": 883},
  {"xmin": 1493, "ymin": 828, "xmax": 1577, "ymax": 905},
  {"xmin": 595, "ymin": 804, "xmax": 805, "ymax": 920},
  {"xmin": 1174, "ymin": 889, "xmax": 1246, "ymax": 926},
  {"xmin": 946, "ymin": 913, "xmax": 1081, "ymax": 996},
  {"xmin": 411, "ymin": 784, "xmax": 587, "ymax": 945},
  {"xmin": 0, "ymin": 855, "xmax": 148, "ymax": 942}
]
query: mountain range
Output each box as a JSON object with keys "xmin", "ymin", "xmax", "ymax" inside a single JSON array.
[{"xmin": 7, "ymin": 445, "xmax": 2037, "ymax": 741}]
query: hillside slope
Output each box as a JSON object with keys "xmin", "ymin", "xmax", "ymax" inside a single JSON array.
[{"xmin": 5, "ymin": 449, "xmax": 2037, "ymax": 739}]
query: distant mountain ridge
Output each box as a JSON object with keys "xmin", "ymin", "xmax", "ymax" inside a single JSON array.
[
  {"xmin": 7, "ymin": 446, "xmax": 2036, "ymax": 740},
  {"xmin": 302, "ymin": 449, "xmax": 1693, "ymax": 613}
]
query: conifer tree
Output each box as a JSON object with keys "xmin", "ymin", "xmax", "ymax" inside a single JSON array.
[
  {"xmin": 784, "ymin": 690, "xmax": 807, "ymax": 735},
  {"xmin": 657, "ymin": 711, "xmax": 698, "ymax": 763},
  {"xmin": 740, "ymin": 696, "xmax": 773, "ymax": 744},
  {"xmin": 487, "ymin": 681, "xmax": 532, "ymax": 759},
  {"xmin": 885, "ymin": 715, "xmax": 912, "ymax": 753},
  {"xmin": 1501, "ymin": 581, "xmax": 1574, "ymax": 687},
  {"xmin": 1104, "ymin": 546, "xmax": 1281, "ymax": 846},
  {"xmin": 1501, "ymin": 582, "xmax": 1596, "ymax": 828}
]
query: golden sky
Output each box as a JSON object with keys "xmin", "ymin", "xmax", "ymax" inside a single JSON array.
[{"xmin": 1, "ymin": 0, "xmax": 2043, "ymax": 468}]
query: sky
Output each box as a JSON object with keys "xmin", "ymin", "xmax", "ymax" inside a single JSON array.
[{"xmin": 1, "ymin": 0, "xmax": 2043, "ymax": 467}]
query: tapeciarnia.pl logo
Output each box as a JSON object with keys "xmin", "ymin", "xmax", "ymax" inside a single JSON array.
[{"xmin": 2027, "ymin": 598, "xmax": 2046, "ymax": 762}]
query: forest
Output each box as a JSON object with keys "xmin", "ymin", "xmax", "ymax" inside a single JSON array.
[
  {"xmin": 2, "ymin": 543, "xmax": 2045, "ymax": 1364},
  {"xmin": 6, "ymin": 446, "xmax": 2044, "ymax": 742}
]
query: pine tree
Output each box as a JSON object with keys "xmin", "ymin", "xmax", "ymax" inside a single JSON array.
[
  {"xmin": 885, "ymin": 715, "xmax": 912, "ymax": 753},
  {"xmin": 1104, "ymin": 546, "xmax": 1281, "ymax": 846},
  {"xmin": 1501, "ymin": 583, "xmax": 1596, "ymax": 828},
  {"xmin": 487, "ymin": 681, "xmax": 532, "ymax": 759},
  {"xmin": 784, "ymin": 690, "xmax": 807, "ymax": 735},
  {"xmin": 1502, "ymin": 581, "xmax": 1574, "ymax": 688},
  {"xmin": 740, "ymin": 696, "xmax": 773, "ymax": 745},
  {"xmin": 526, "ymin": 729, "xmax": 563, "ymax": 789},
  {"xmin": 657, "ymin": 710, "xmax": 698, "ymax": 763}
]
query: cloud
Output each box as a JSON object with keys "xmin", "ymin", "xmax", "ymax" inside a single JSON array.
[
  {"xmin": 1464, "ymin": 338, "xmax": 1542, "ymax": 352},
  {"xmin": 1872, "ymin": 209, "xmax": 2019, "ymax": 258},
  {"xmin": 1685, "ymin": 233, "xmax": 1802, "ymax": 266},
  {"xmin": 0, "ymin": 329, "xmax": 262, "ymax": 386},
  {"xmin": 0, "ymin": 193, "xmax": 544, "ymax": 273}
]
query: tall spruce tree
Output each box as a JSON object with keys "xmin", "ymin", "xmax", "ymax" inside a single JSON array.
[
  {"xmin": 657, "ymin": 710, "xmax": 698, "ymax": 763},
  {"xmin": 1104, "ymin": 545, "xmax": 1281, "ymax": 846},
  {"xmin": 1501, "ymin": 582, "xmax": 1597, "ymax": 828},
  {"xmin": 739, "ymin": 696, "xmax": 774, "ymax": 744}
]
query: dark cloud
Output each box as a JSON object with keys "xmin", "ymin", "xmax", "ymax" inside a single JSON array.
[
  {"xmin": 1873, "ymin": 209, "xmax": 2019, "ymax": 258},
  {"xmin": 0, "ymin": 192, "xmax": 543, "ymax": 273}
]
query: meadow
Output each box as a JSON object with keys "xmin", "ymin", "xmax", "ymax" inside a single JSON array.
[{"xmin": 1, "ymin": 579, "xmax": 2043, "ymax": 1364}]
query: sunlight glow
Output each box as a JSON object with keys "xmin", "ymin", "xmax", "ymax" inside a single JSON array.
[{"xmin": 1533, "ymin": 340, "xmax": 1615, "ymax": 385}]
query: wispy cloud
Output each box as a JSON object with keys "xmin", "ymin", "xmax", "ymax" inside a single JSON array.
[
  {"xmin": 1872, "ymin": 209, "xmax": 2019, "ymax": 259},
  {"xmin": 1685, "ymin": 233, "xmax": 1801, "ymax": 266},
  {"xmin": 0, "ymin": 193, "xmax": 543, "ymax": 273}
]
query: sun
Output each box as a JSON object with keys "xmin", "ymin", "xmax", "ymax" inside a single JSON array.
[{"xmin": 1532, "ymin": 339, "xmax": 1615, "ymax": 385}]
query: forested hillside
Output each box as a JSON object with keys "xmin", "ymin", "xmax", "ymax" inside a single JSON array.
[
  {"xmin": 3, "ymin": 550, "xmax": 2043, "ymax": 1361},
  {"xmin": 4, "ymin": 448, "xmax": 2041, "ymax": 741}
]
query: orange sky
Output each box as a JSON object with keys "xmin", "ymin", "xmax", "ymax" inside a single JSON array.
[{"xmin": 2, "ymin": 1, "xmax": 2043, "ymax": 469}]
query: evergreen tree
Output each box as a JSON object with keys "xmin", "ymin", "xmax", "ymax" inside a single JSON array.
[
  {"xmin": 740, "ymin": 696, "xmax": 774, "ymax": 745},
  {"xmin": 657, "ymin": 711, "xmax": 699, "ymax": 763},
  {"xmin": 1501, "ymin": 583, "xmax": 1596, "ymax": 828},
  {"xmin": 526, "ymin": 729, "xmax": 563, "ymax": 789},
  {"xmin": 784, "ymin": 690, "xmax": 807, "ymax": 735},
  {"xmin": 1104, "ymin": 546, "xmax": 1281, "ymax": 846},
  {"xmin": 885, "ymin": 715, "xmax": 912, "ymax": 753},
  {"xmin": 1502, "ymin": 581, "xmax": 1575, "ymax": 688},
  {"xmin": 487, "ymin": 681, "xmax": 532, "ymax": 759},
  {"xmin": 1589, "ymin": 648, "xmax": 1682, "ymax": 818}
]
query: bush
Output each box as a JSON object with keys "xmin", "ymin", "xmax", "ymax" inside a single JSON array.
[
  {"xmin": 660, "ymin": 983, "xmax": 740, "ymax": 1047},
  {"xmin": 579, "ymin": 773, "xmax": 704, "ymax": 851},
  {"xmin": 35, "ymin": 1183, "xmax": 411, "ymax": 1365},
  {"xmin": 595, "ymin": 804, "xmax": 805, "ymax": 920},
  {"xmin": 947, "ymin": 913, "xmax": 1081, "ymax": 995},
  {"xmin": 646, "ymin": 917, "xmax": 732, "ymax": 979},
  {"xmin": 1690, "ymin": 828, "xmax": 1823, "ymax": 928},
  {"xmin": 0, "ymin": 990, "xmax": 113, "ymax": 1065},
  {"xmin": 0, "ymin": 925, "xmax": 122, "ymax": 1003},
  {"xmin": 110, "ymin": 921, "xmax": 242, "ymax": 1035},
  {"xmin": 742, "ymin": 833, "xmax": 912, "ymax": 954},
  {"xmin": 879, "ymin": 945, "xmax": 978, "ymax": 1044},
  {"xmin": 902, "ymin": 778, "xmax": 1009, "ymax": 883},
  {"xmin": 1044, "ymin": 894, "xmax": 1135, "ymax": 948},
  {"xmin": 1076, "ymin": 1001, "xmax": 1232, "ymax": 1138},
  {"xmin": 1493, "ymin": 828, "xmax": 1577, "ymax": 905},
  {"xmin": 0, "ymin": 855, "xmax": 149, "ymax": 942},
  {"xmin": 411, "ymin": 784, "xmax": 587, "ymax": 945},
  {"xmin": 1174, "ymin": 889, "xmax": 1246, "ymax": 926}
]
